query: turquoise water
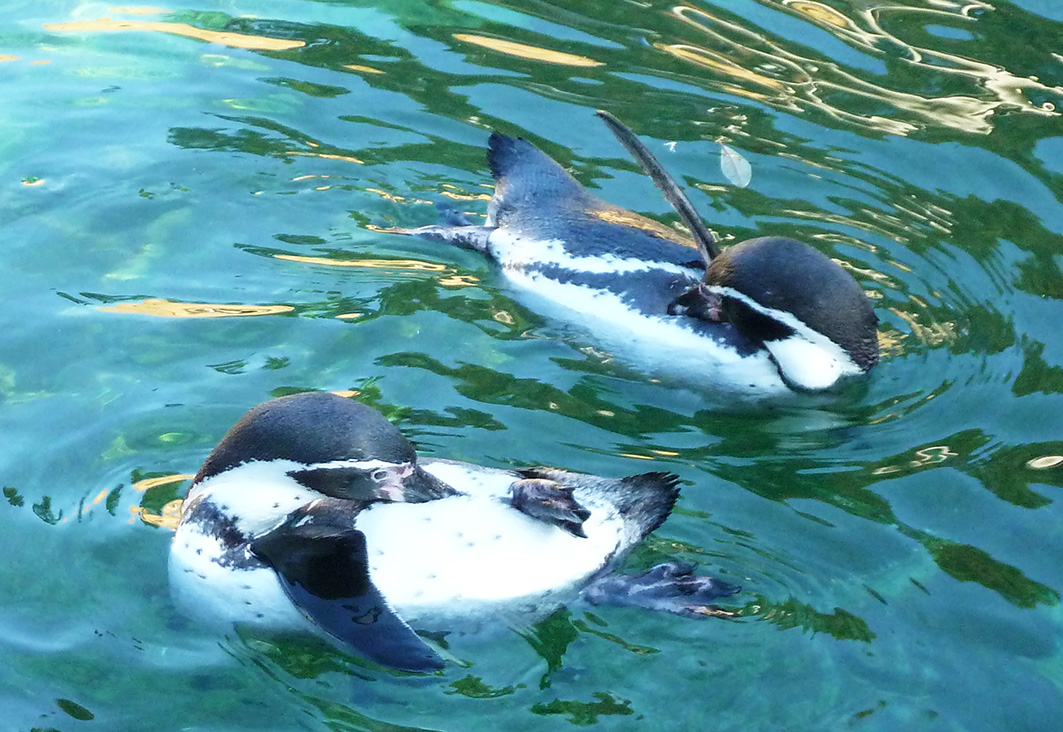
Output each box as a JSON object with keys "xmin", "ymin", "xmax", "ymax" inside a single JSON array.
[{"xmin": 2, "ymin": 0, "xmax": 1063, "ymax": 729}]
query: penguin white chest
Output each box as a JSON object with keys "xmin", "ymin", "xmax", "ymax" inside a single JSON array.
[{"xmin": 356, "ymin": 492, "xmax": 623, "ymax": 622}]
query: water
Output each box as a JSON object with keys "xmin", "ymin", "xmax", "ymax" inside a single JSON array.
[{"xmin": 2, "ymin": 1, "xmax": 1062, "ymax": 729}]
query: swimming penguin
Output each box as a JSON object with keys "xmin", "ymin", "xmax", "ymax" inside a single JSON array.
[
  {"xmin": 399, "ymin": 112, "xmax": 878, "ymax": 393},
  {"xmin": 169, "ymin": 391, "xmax": 737, "ymax": 672}
]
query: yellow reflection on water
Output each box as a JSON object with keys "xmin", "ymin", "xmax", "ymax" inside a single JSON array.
[
  {"xmin": 439, "ymin": 275, "xmax": 480, "ymax": 287},
  {"xmin": 330, "ymin": 389, "xmax": 361, "ymax": 397},
  {"xmin": 454, "ymin": 33, "xmax": 603, "ymax": 67},
  {"xmin": 667, "ymin": 3, "xmax": 1060, "ymax": 135},
  {"xmin": 99, "ymin": 298, "xmax": 294, "ymax": 317},
  {"xmin": 343, "ymin": 64, "xmax": 384, "ymax": 75},
  {"xmin": 787, "ymin": 1, "xmax": 852, "ymax": 30},
  {"xmin": 45, "ymin": 18, "xmax": 305, "ymax": 51},
  {"xmin": 285, "ymin": 150, "xmax": 363, "ymax": 165},
  {"xmin": 133, "ymin": 499, "xmax": 183, "ymax": 530},
  {"xmin": 275, "ymin": 254, "xmax": 445, "ymax": 271},
  {"xmin": 274, "ymin": 254, "xmax": 480, "ymax": 288},
  {"xmin": 658, "ymin": 43, "xmax": 791, "ymax": 91},
  {"xmin": 889, "ymin": 306, "xmax": 956, "ymax": 347},
  {"xmin": 133, "ymin": 473, "xmax": 194, "ymax": 492},
  {"xmin": 619, "ymin": 453, "xmax": 657, "ymax": 461},
  {"xmin": 0, "ymin": 54, "xmax": 19, "ymax": 62}
]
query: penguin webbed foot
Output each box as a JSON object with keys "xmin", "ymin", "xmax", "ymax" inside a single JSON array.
[
  {"xmin": 667, "ymin": 284, "xmax": 723, "ymax": 321},
  {"xmin": 581, "ymin": 562, "xmax": 740, "ymax": 617},
  {"xmin": 509, "ymin": 479, "xmax": 591, "ymax": 538}
]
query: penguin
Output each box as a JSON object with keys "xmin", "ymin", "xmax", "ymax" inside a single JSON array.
[
  {"xmin": 398, "ymin": 112, "xmax": 879, "ymax": 393},
  {"xmin": 169, "ymin": 391, "xmax": 738, "ymax": 672}
]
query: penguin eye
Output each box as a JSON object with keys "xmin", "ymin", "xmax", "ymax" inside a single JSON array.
[{"xmin": 371, "ymin": 469, "xmax": 390, "ymax": 483}]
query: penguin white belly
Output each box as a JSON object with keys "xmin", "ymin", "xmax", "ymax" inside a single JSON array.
[
  {"xmin": 486, "ymin": 231, "xmax": 785, "ymax": 394},
  {"xmin": 169, "ymin": 524, "xmax": 306, "ymax": 632},
  {"xmin": 357, "ymin": 462, "xmax": 624, "ymax": 623}
]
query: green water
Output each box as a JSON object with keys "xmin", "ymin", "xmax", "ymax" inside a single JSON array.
[{"xmin": 2, "ymin": 0, "xmax": 1062, "ymax": 729}]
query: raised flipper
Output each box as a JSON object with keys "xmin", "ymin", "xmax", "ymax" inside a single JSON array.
[
  {"xmin": 250, "ymin": 499, "xmax": 444, "ymax": 673},
  {"xmin": 509, "ymin": 478, "xmax": 591, "ymax": 538},
  {"xmin": 596, "ymin": 111, "xmax": 720, "ymax": 265},
  {"xmin": 596, "ymin": 111, "xmax": 726, "ymax": 318},
  {"xmin": 581, "ymin": 561, "xmax": 740, "ymax": 618}
]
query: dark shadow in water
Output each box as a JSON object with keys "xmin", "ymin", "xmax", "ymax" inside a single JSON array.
[{"xmin": 529, "ymin": 692, "xmax": 634, "ymax": 726}]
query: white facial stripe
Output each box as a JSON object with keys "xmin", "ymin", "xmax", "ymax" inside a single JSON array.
[
  {"xmin": 488, "ymin": 231, "xmax": 693, "ymax": 276},
  {"xmin": 186, "ymin": 460, "xmax": 322, "ymax": 536},
  {"xmin": 300, "ymin": 458, "xmax": 411, "ymax": 473},
  {"xmin": 707, "ymin": 285, "xmax": 860, "ymax": 389}
]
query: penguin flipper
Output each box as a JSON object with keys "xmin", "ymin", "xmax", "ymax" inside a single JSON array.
[
  {"xmin": 250, "ymin": 504, "xmax": 444, "ymax": 673},
  {"xmin": 399, "ymin": 224, "xmax": 494, "ymax": 254},
  {"xmin": 596, "ymin": 110, "xmax": 719, "ymax": 266},
  {"xmin": 581, "ymin": 561, "xmax": 740, "ymax": 618}
]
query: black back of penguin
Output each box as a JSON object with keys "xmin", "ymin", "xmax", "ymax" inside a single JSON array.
[{"xmin": 486, "ymin": 133, "xmax": 705, "ymax": 268}]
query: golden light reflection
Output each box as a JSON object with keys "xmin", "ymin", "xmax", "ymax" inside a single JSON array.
[
  {"xmin": 343, "ymin": 64, "xmax": 384, "ymax": 75},
  {"xmin": 330, "ymin": 389, "xmax": 361, "ymax": 397},
  {"xmin": 133, "ymin": 499, "xmax": 183, "ymax": 530},
  {"xmin": 99, "ymin": 298, "xmax": 294, "ymax": 317},
  {"xmin": 133, "ymin": 473, "xmax": 194, "ymax": 492},
  {"xmin": 667, "ymin": 4, "xmax": 1060, "ymax": 136},
  {"xmin": 285, "ymin": 150, "xmax": 363, "ymax": 165},
  {"xmin": 45, "ymin": 18, "xmax": 305, "ymax": 52},
  {"xmin": 439, "ymin": 275, "xmax": 480, "ymax": 287},
  {"xmin": 438, "ymin": 188, "xmax": 492, "ymax": 203},
  {"xmin": 274, "ymin": 254, "xmax": 480, "ymax": 288},
  {"xmin": 454, "ymin": 33, "xmax": 603, "ymax": 67},
  {"xmin": 658, "ymin": 43, "xmax": 791, "ymax": 91},
  {"xmin": 275, "ymin": 254, "xmax": 445, "ymax": 271},
  {"xmin": 889, "ymin": 306, "xmax": 956, "ymax": 346},
  {"xmin": 0, "ymin": 54, "xmax": 19, "ymax": 62}
]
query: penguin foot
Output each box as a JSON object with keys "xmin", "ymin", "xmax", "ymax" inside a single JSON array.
[
  {"xmin": 581, "ymin": 562, "xmax": 740, "ymax": 617},
  {"xmin": 509, "ymin": 478, "xmax": 591, "ymax": 538}
]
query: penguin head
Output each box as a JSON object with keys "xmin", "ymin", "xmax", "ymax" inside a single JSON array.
[
  {"xmin": 704, "ymin": 236, "xmax": 879, "ymax": 391},
  {"xmin": 193, "ymin": 392, "xmax": 455, "ymax": 504}
]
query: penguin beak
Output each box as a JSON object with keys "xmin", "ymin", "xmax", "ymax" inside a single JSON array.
[
  {"xmin": 288, "ymin": 461, "xmax": 459, "ymax": 503},
  {"xmin": 398, "ymin": 466, "xmax": 459, "ymax": 503}
]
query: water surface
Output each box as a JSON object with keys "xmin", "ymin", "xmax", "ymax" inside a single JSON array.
[{"xmin": 2, "ymin": 1, "xmax": 1063, "ymax": 730}]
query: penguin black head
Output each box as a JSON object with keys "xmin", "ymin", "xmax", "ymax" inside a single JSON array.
[
  {"xmin": 194, "ymin": 392, "xmax": 455, "ymax": 503},
  {"xmin": 704, "ymin": 236, "xmax": 879, "ymax": 390}
]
